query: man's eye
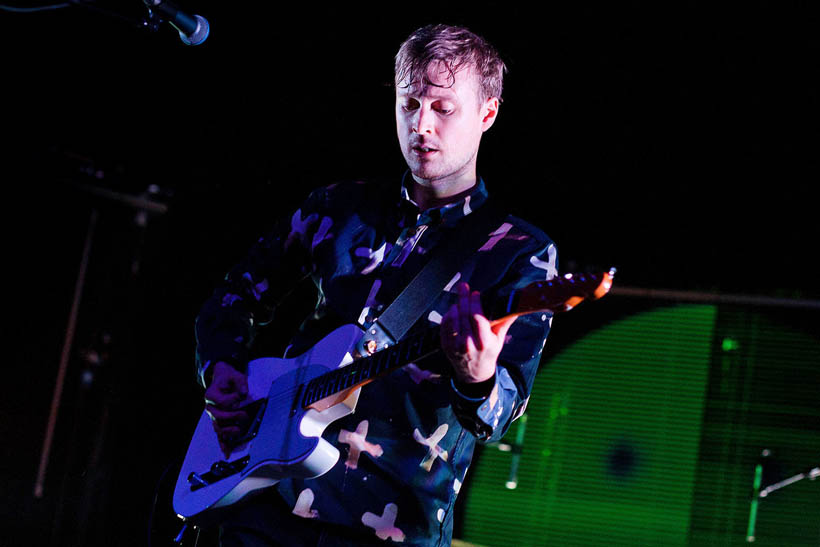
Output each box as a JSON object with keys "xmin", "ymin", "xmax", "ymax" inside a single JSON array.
[{"xmin": 402, "ymin": 100, "xmax": 419, "ymax": 111}]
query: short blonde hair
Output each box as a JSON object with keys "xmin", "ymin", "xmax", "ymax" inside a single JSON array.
[{"xmin": 395, "ymin": 24, "xmax": 507, "ymax": 103}]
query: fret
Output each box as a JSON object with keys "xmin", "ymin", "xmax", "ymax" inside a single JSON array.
[
  {"xmin": 424, "ymin": 327, "xmax": 439, "ymax": 357},
  {"xmin": 385, "ymin": 345, "xmax": 402, "ymax": 368},
  {"xmin": 327, "ymin": 371, "xmax": 341, "ymax": 395},
  {"xmin": 304, "ymin": 379, "xmax": 321, "ymax": 406},
  {"xmin": 346, "ymin": 367, "xmax": 357, "ymax": 384},
  {"xmin": 400, "ymin": 341, "xmax": 412, "ymax": 364},
  {"xmin": 359, "ymin": 358, "xmax": 374, "ymax": 381},
  {"xmin": 405, "ymin": 331, "xmax": 425, "ymax": 361},
  {"xmin": 345, "ymin": 364, "xmax": 359, "ymax": 386},
  {"xmin": 386, "ymin": 341, "xmax": 403, "ymax": 367},
  {"xmin": 321, "ymin": 374, "xmax": 335, "ymax": 399},
  {"xmin": 337, "ymin": 369, "xmax": 350, "ymax": 390},
  {"xmin": 302, "ymin": 382, "xmax": 314, "ymax": 406},
  {"xmin": 372, "ymin": 351, "xmax": 387, "ymax": 376},
  {"xmin": 312, "ymin": 379, "xmax": 326, "ymax": 402},
  {"xmin": 398, "ymin": 335, "xmax": 413, "ymax": 363},
  {"xmin": 302, "ymin": 326, "xmax": 445, "ymax": 407}
]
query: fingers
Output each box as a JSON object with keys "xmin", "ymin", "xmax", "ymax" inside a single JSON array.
[
  {"xmin": 440, "ymin": 283, "xmax": 484, "ymax": 358},
  {"xmin": 472, "ymin": 312, "xmax": 495, "ymax": 351},
  {"xmin": 205, "ymin": 405, "xmax": 249, "ymax": 430},
  {"xmin": 204, "ymin": 390, "xmax": 244, "ymax": 409},
  {"xmin": 440, "ymin": 303, "xmax": 456, "ymax": 336},
  {"xmin": 468, "ymin": 288, "xmax": 484, "ymax": 350},
  {"xmin": 442, "ymin": 282, "xmax": 508, "ymax": 357},
  {"xmin": 203, "ymin": 362, "xmax": 251, "ymax": 457},
  {"xmin": 233, "ymin": 369, "xmax": 249, "ymax": 399},
  {"xmin": 439, "ymin": 296, "xmax": 460, "ymax": 345},
  {"xmin": 220, "ymin": 364, "xmax": 249, "ymax": 399},
  {"xmin": 205, "ymin": 405, "xmax": 249, "ymax": 429},
  {"xmin": 456, "ymin": 282, "xmax": 487, "ymax": 349},
  {"xmin": 206, "ymin": 404, "xmax": 250, "ymax": 455},
  {"xmin": 457, "ymin": 283, "xmax": 473, "ymax": 349},
  {"xmin": 204, "ymin": 363, "xmax": 249, "ymax": 409}
]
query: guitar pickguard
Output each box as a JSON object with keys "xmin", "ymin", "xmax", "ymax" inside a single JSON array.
[{"xmin": 173, "ymin": 324, "xmax": 365, "ymax": 522}]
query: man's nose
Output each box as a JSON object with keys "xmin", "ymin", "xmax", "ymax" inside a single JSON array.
[{"xmin": 412, "ymin": 107, "xmax": 434, "ymax": 134}]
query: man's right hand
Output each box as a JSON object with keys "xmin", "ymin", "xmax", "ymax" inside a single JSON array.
[{"xmin": 204, "ymin": 361, "xmax": 250, "ymax": 457}]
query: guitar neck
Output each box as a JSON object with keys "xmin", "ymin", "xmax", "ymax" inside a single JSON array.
[
  {"xmin": 301, "ymin": 326, "xmax": 442, "ymax": 408},
  {"xmin": 300, "ymin": 269, "xmax": 614, "ymax": 409}
]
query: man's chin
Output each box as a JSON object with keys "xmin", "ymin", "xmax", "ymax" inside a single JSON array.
[{"xmin": 408, "ymin": 165, "xmax": 446, "ymax": 184}]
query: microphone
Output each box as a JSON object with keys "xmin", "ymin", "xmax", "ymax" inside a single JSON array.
[{"xmin": 143, "ymin": 0, "xmax": 209, "ymax": 46}]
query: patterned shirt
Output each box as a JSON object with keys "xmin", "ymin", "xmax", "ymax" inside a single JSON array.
[{"xmin": 194, "ymin": 173, "xmax": 558, "ymax": 545}]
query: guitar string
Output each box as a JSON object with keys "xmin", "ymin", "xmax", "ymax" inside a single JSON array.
[
  {"xmin": 251, "ymin": 328, "xmax": 439, "ymax": 408},
  {"xmin": 238, "ymin": 275, "xmax": 596, "ymax": 410}
]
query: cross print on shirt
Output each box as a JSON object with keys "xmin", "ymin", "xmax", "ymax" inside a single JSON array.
[
  {"xmin": 354, "ymin": 242, "xmax": 389, "ymax": 275},
  {"xmin": 291, "ymin": 488, "xmax": 319, "ymax": 519},
  {"xmin": 362, "ymin": 503, "xmax": 406, "ymax": 542},
  {"xmin": 285, "ymin": 209, "xmax": 333, "ymax": 252},
  {"xmin": 530, "ymin": 244, "xmax": 558, "ymax": 280},
  {"xmin": 338, "ymin": 420, "xmax": 383, "ymax": 469},
  {"xmin": 311, "ymin": 216, "xmax": 334, "ymax": 251},
  {"xmin": 478, "ymin": 223, "xmax": 529, "ymax": 252},
  {"xmin": 285, "ymin": 209, "xmax": 318, "ymax": 250},
  {"xmin": 413, "ymin": 423, "xmax": 449, "ymax": 472}
]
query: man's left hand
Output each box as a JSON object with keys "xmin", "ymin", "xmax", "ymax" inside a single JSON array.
[{"xmin": 440, "ymin": 282, "xmax": 516, "ymax": 384}]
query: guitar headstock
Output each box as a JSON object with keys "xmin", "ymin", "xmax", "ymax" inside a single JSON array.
[{"xmin": 515, "ymin": 268, "xmax": 615, "ymax": 315}]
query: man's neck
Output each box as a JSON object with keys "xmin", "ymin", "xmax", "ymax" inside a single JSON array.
[{"xmin": 409, "ymin": 175, "xmax": 477, "ymax": 211}]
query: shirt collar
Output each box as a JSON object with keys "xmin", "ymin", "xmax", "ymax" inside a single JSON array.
[{"xmin": 399, "ymin": 170, "xmax": 490, "ymax": 227}]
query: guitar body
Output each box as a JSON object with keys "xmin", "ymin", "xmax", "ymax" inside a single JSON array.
[{"xmin": 173, "ymin": 324, "xmax": 365, "ymax": 522}]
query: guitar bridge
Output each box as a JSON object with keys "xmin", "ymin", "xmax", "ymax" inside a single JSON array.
[
  {"xmin": 188, "ymin": 455, "xmax": 250, "ymax": 491},
  {"xmin": 185, "ymin": 399, "xmax": 267, "ymax": 492}
]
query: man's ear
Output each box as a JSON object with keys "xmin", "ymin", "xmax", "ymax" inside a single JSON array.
[{"xmin": 481, "ymin": 97, "xmax": 500, "ymax": 132}]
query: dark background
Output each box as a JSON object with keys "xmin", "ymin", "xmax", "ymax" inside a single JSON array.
[{"xmin": 2, "ymin": 1, "xmax": 818, "ymax": 545}]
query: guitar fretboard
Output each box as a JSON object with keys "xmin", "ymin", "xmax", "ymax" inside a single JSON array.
[{"xmin": 301, "ymin": 327, "xmax": 441, "ymax": 407}]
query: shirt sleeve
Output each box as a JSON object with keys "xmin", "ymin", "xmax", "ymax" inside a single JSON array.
[
  {"xmin": 449, "ymin": 236, "xmax": 558, "ymax": 443},
  {"xmin": 194, "ymin": 187, "xmax": 330, "ymax": 387}
]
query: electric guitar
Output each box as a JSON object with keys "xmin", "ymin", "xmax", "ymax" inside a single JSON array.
[{"xmin": 173, "ymin": 269, "xmax": 615, "ymax": 523}]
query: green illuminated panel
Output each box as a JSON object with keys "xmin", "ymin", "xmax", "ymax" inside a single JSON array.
[
  {"xmin": 688, "ymin": 309, "xmax": 820, "ymax": 546},
  {"xmin": 459, "ymin": 304, "xmax": 716, "ymax": 546}
]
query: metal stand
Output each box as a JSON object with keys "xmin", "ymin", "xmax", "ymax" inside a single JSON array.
[
  {"xmin": 31, "ymin": 177, "xmax": 168, "ymax": 544},
  {"xmin": 33, "ymin": 209, "xmax": 98, "ymax": 499},
  {"xmin": 746, "ymin": 448, "xmax": 819, "ymax": 542}
]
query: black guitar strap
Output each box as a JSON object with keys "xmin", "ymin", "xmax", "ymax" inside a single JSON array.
[{"xmin": 372, "ymin": 199, "xmax": 508, "ymax": 344}]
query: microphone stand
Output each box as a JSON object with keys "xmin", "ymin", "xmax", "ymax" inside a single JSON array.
[
  {"xmin": 50, "ymin": 1, "xmax": 201, "ymax": 42},
  {"xmin": 65, "ymin": 0, "xmax": 154, "ymax": 31},
  {"xmin": 758, "ymin": 466, "xmax": 819, "ymax": 498},
  {"xmin": 33, "ymin": 208, "xmax": 98, "ymax": 500},
  {"xmin": 745, "ymin": 448, "xmax": 819, "ymax": 542},
  {"xmin": 33, "ymin": 173, "xmax": 168, "ymax": 545}
]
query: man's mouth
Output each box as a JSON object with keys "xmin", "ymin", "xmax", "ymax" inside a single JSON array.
[{"xmin": 412, "ymin": 145, "xmax": 438, "ymax": 155}]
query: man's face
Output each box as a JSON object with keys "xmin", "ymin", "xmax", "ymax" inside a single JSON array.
[{"xmin": 396, "ymin": 62, "xmax": 498, "ymax": 194}]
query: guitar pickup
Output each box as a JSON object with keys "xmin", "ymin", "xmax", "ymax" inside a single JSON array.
[{"xmin": 188, "ymin": 455, "xmax": 250, "ymax": 491}]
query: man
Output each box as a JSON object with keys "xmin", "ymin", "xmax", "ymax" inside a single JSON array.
[{"xmin": 195, "ymin": 24, "xmax": 558, "ymax": 546}]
